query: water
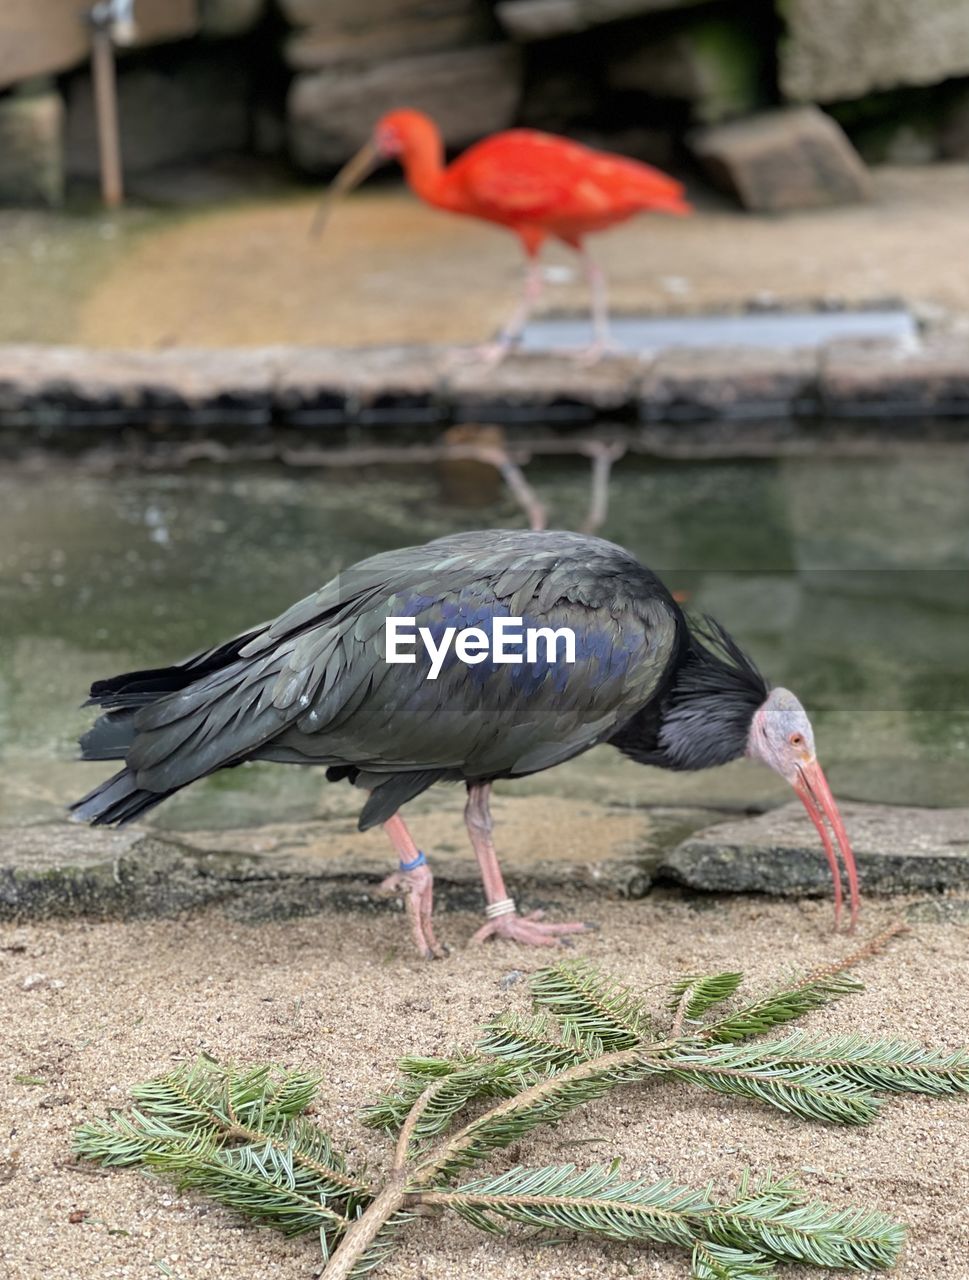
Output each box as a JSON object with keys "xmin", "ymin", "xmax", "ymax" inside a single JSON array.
[
  {"xmin": 521, "ymin": 309, "xmax": 918, "ymax": 353},
  {"xmin": 1, "ymin": 451, "xmax": 967, "ymax": 829}
]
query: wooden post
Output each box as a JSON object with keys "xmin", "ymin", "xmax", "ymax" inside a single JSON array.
[{"xmin": 91, "ymin": 24, "xmax": 123, "ymax": 209}]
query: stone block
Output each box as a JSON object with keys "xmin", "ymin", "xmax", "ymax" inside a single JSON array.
[
  {"xmin": 198, "ymin": 0, "xmax": 266, "ymax": 37},
  {"xmin": 65, "ymin": 47, "xmax": 250, "ymax": 177},
  {"xmin": 639, "ymin": 346, "xmax": 819, "ymax": 421},
  {"xmin": 0, "ymin": 1, "xmax": 197, "ymax": 91},
  {"xmin": 0, "ymin": 85, "xmax": 64, "ymax": 207},
  {"xmin": 690, "ymin": 106, "xmax": 872, "ymax": 212},
  {"xmin": 820, "ymin": 336, "xmax": 969, "ymax": 416},
  {"xmin": 287, "ymin": 43, "xmax": 521, "ymax": 171},
  {"xmin": 607, "ymin": 16, "xmax": 766, "ymax": 124},
  {"xmin": 661, "ymin": 801, "xmax": 969, "ymax": 897},
  {"xmin": 284, "ymin": 0, "xmax": 493, "ymax": 71},
  {"xmin": 495, "ymin": 0, "xmax": 707, "ymax": 41},
  {"xmin": 780, "ymin": 0, "xmax": 969, "ymax": 103}
]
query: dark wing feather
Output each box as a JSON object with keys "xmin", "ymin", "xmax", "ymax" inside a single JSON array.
[{"xmin": 79, "ymin": 530, "xmax": 682, "ymax": 825}]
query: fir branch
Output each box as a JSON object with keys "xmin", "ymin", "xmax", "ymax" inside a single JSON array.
[
  {"xmin": 703, "ymin": 923, "xmax": 908, "ymax": 1045},
  {"xmin": 415, "ymin": 1164, "xmax": 905, "ymax": 1271},
  {"xmin": 76, "ymin": 922, "xmax": 958, "ymax": 1280},
  {"xmin": 477, "ymin": 1010, "xmax": 586, "ymax": 1072},
  {"xmin": 670, "ymin": 973, "xmax": 744, "ymax": 1036},
  {"xmin": 663, "ymin": 1052, "xmax": 882, "ymax": 1126},
  {"xmin": 361, "ymin": 1058, "xmax": 522, "ymax": 1140},
  {"xmin": 530, "ymin": 959, "xmax": 653, "ymax": 1048},
  {"xmin": 691, "ymin": 1240, "xmax": 776, "ymax": 1280}
]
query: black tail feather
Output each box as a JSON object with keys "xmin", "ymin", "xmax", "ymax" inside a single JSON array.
[
  {"xmin": 70, "ymin": 768, "xmax": 174, "ymax": 826},
  {"xmin": 85, "ymin": 629, "xmax": 263, "ymax": 711}
]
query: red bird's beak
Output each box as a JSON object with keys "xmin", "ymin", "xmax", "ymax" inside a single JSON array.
[
  {"xmin": 792, "ymin": 759, "xmax": 860, "ymax": 932},
  {"xmin": 309, "ymin": 139, "xmax": 382, "ymax": 238}
]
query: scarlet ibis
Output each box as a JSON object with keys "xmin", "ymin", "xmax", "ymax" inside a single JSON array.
[
  {"xmin": 319, "ymin": 109, "xmax": 691, "ymax": 361},
  {"xmin": 73, "ymin": 530, "xmax": 859, "ymax": 957}
]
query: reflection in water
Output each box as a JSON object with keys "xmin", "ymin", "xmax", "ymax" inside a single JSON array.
[{"xmin": 0, "ymin": 453, "xmax": 966, "ymax": 827}]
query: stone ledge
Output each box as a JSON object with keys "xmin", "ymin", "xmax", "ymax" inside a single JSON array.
[
  {"xmin": 661, "ymin": 802, "xmax": 969, "ymax": 897},
  {"xmin": 1, "ymin": 337, "xmax": 968, "ymax": 434},
  {"xmin": 3, "ymin": 801, "xmax": 967, "ymax": 923},
  {"xmin": 820, "ymin": 336, "xmax": 969, "ymax": 416}
]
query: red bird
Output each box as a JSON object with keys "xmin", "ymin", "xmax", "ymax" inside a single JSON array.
[{"xmin": 321, "ymin": 109, "xmax": 692, "ymax": 361}]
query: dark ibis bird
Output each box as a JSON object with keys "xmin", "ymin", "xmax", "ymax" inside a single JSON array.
[
  {"xmin": 72, "ymin": 530, "xmax": 859, "ymax": 956},
  {"xmin": 319, "ymin": 109, "xmax": 691, "ymax": 361}
]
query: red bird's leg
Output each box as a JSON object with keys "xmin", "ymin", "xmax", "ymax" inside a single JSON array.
[
  {"xmin": 576, "ymin": 248, "xmax": 623, "ymax": 364},
  {"xmin": 379, "ymin": 813, "xmax": 446, "ymax": 959},
  {"xmin": 451, "ymin": 257, "xmax": 544, "ymax": 369},
  {"xmin": 465, "ymin": 783, "xmax": 589, "ymax": 946}
]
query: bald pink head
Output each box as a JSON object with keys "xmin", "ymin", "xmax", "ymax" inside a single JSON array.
[{"xmin": 747, "ymin": 688, "xmax": 860, "ymax": 930}]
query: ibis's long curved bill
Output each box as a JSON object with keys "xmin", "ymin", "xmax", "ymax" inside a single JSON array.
[
  {"xmin": 793, "ymin": 759, "xmax": 860, "ymax": 932},
  {"xmin": 309, "ymin": 139, "xmax": 381, "ymax": 238}
]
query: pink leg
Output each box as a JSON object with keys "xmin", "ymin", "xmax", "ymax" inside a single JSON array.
[
  {"xmin": 379, "ymin": 813, "xmax": 446, "ymax": 960},
  {"xmin": 574, "ymin": 247, "xmax": 625, "ymax": 365},
  {"xmin": 464, "ymin": 783, "xmax": 590, "ymax": 947},
  {"xmin": 449, "ymin": 257, "xmax": 544, "ymax": 370}
]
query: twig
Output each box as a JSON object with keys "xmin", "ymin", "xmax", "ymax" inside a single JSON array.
[
  {"xmin": 394, "ymin": 1084, "xmax": 438, "ymax": 1170},
  {"xmin": 321, "ymin": 1176, "xmax": 408, "ymax": 1280}
]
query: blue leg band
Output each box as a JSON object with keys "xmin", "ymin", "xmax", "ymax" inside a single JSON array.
[{"xmin": 399, "ymin": 850, "xmax": 427, "ymax": 873}]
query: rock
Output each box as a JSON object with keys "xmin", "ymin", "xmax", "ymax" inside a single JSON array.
[
  {"xmin": 607, "ymin": 17, "xmax": 766, "ymax": 124},
  {"xmin": 939, "ymin": 87, "xmax": 969, "ymax": 158},
  {"xmin": 495, "ymin": 0, "xmax": 706, "ymax": 41},
  {"xmin": 0, "ymin": 1, "xmax": 197, "ymax": 91},
  {"xmin": 0, "ymin": 345, "xmax": 282, "ymax": 428},
  {"xmin": 0, "ymin": 800, "xmax": 701, "ymax": 920},
  {"xmin": 198, "ymin": 0, "xmax": 265, "ymax": 36},
  {"xmin": 65, "ymin": 47, "xmax": 250, "ymax": 178},
  {"xmin": 287, "ymin": 43, "xmax": 521, "ymax": 171},
  {"xmin": 285, "ymin": 0, "xmax": 494, "ymax": 71},
  {"xmin": 779, "ymin": 0, "xmax": 969, "ymax": 103},
  {"xmin": 820, "ymin": 335, "xmax": 969, "ymax": 416},
  {"xmin": 661, "ymin": 802, "xmax": 969, "ymax": 897},
  {"xmin": 690, "ymin": 106, "xmax": 873, "ymax": 212},
  {"xmin": 0, "ymin": 84, "xmax": 64, "ymax": 207},
  {"xmin": 639, "ymin": 346, "xmax": 819, "ymax": 421}
]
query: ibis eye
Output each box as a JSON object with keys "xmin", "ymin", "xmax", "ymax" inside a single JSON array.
[{"xmin": 789, "ymin": 732, "xmax": 804, "ymax": 748}]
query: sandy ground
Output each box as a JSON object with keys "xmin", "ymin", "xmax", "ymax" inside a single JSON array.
[
  {"xmin": 1, "ymin": 893, "xmax": 966, "ymax": 1280},
  {"xmin": 5, "ymin": 166, "xmax": 969, "ymax": 350}
]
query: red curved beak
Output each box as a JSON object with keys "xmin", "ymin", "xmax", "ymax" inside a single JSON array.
[
  {"xmin": 793, "ymin": 759, "xmax": 860, "ymax": 932},
  {"xmin": 309, "ymin": 139, "xmax": 382, "ymax": 239}
]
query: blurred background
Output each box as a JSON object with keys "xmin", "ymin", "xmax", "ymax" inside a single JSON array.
[{"xmin": 1, "ymin": 0, "xmax": 967, "ymax": 836}]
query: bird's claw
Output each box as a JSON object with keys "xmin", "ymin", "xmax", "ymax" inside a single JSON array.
[
  {"xmin": 379, "ymin": 866, "xmax": 447, "ymax": 960},
  {"xmin": 444, "ymin": 339, "xmax": 515, "ymax": 371},
  {"xmin": 471, "ymin": 908, "xmax": 590, "ymax": 948}
]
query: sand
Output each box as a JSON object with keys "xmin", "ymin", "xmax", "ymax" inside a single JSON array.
[
  {"xmin": 1, "ymin": 892, "xmax": 967, "ymax": 1280},
  {"xmin": 7, "ymin": 166, "xmax": 969, "ymax": 350}
]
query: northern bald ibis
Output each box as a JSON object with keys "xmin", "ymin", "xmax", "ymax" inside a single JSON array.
[{"xmin": 72, "ymin": 530, "xmax": 859, "ymax": 955}]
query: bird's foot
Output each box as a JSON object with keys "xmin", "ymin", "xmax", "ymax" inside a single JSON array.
[
  {"xmin": 471, "ymin": 907, "xmax": 591, "ymax": 948},
  {"xmin": 445, "ymin": 338, "xmax": 516, "ymax": 371},
  {"xmin": 572, "ymin": 336, "xmax": 629, "ymax": 366},
  {"xmin": 379, "ymin": 864, "xmax": 447, "ymax": 960}
]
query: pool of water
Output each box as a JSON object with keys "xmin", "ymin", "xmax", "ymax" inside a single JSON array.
[
  {"xmin": 1, "ymin": 450, "xmax": 967, "ymax": 829},
  {"xmin": 522, "ymin": 308, "xmax": 918, "ymax": 352}
]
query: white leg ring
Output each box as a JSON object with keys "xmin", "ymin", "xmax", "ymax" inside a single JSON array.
[{"xmin": 484, "ymin": 897, "xmax": 517, "ymax": 920}]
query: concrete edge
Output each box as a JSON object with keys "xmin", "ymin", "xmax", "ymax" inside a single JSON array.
[{"xmin": 3, "ymin": 337, "xmax": 969, "ymax": 433}]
